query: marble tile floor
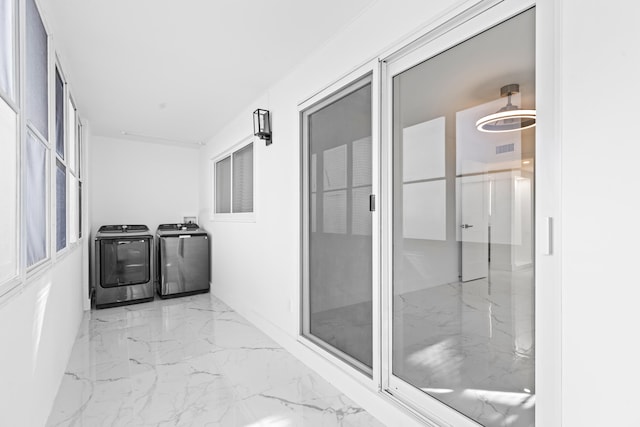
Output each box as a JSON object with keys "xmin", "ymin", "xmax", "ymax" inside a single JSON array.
[
  {"xmin": 311, "ymin": 267, "xmax": 535, "ymax": 427},
  {"xmin": 393, "ymin": 268, "xmax": 535, "ymax": 427},
  {"xmin": 46, "ymin": 294, "xmax": 384, "ymax": 427}
]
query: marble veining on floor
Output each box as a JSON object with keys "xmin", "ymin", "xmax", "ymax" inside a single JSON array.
[
  {"xmin": 311, "ymin": 268, "xmax": 535, "ymax": 427},
  {"xmin": 46, "ymin": 294, "xmax": 383, "ymax": 427}
]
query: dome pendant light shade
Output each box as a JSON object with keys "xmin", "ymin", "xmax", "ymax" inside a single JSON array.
[{"xmin": 476, "ymin": 84, "xmax": 536, "ymax": 133}]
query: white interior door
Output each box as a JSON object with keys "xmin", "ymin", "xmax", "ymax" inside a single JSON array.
[{"xmin": 460, "ymin": 175, "xmax": 489, "ymax": 282}]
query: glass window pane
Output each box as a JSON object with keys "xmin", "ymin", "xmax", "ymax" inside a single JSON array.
[
  {"xmin": 55, "ymin": 69, "xmax": 64, "ymax": 158},
  {"xmin": 232, "ymin": 143, "xmax": 253, "ymax": 213},
  {"xmin": 26, "ymin": 131, "xmax": 48, "ymax": 266},
  {"xmin": 0, "ymin": 98, "xmax": 17, "ymax": 282},
  {"xmin": 215, "ymin": 156, "xmax": 231, "ymax": 213},
  {"xmin": 69, "ymin": 174, "xmax": 77, "ymax": 244},
  {"xmin": 77, "ymin": 122, "xmax": 82, "ymax": 178},
  {"xmin": 55, "ymin": 160, "xmax": 66, "ymax": 251},
  {"xmin": 305, "ymin": 80, "xmax": 373, "ymax": 372},
  {"xmin": 26, "ymin": 0, "xmax": 48, "ymax": 139},
  {"xmin": 0, "ymin": 0, "xmax": 15, "ymax": 100},
  {"xmin": 67, "ymin": 97, "xmax": 76, "ymax": 171},
  {"xmin": 391, "ymin": 9, "xmax": 535, "ymax": 427},
  {"xmin": 78, "ymin": 181, "xmax": 82, "ymax": 238}
]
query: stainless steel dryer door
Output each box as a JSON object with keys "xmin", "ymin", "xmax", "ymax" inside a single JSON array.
[{"xmin": 159, "ymin": 235, "xmax": 209, "ymax": 295}]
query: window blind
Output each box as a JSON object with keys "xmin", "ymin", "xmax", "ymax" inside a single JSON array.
[
  {"xmin": 0, "ymin": 98, "xmax": 17, "ymax": 281},
  {"xmin": 0, "ymin": 0, "xmax": 14, "ymax": 100},
  {"xmin": 26, "ymin": 131, "xmax": 47, "ymax": 266},
  {"xmin": 26, "ymin": 0, "xmax": 48, "ymax": 138},
  {"xmin": 232, "ymin": 143, "xmax": 253, "ymax": 213},
  {"xmin": 215, "ymin": 156, "xmax": 231, "ymax": 213},
  {"xmin": 55, "ymin": 160, "xmax": 66, "ymax": 251},
  {"xmin": 55, "ymin": 69, "xmax": 64, "ymax": 158}
]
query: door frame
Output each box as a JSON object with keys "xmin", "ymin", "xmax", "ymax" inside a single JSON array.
[
  {"xmin": 298, "ymin": 58, "xmax": 382, "ymax": 388},
  {"xmin": 379, "ymin": 1, "xmax": 544, "ymax": 426}
]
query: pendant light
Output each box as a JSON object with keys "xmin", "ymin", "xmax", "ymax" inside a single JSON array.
[{"xmin": 476, "ymin": 84, "xmax": 536, "ymax": 133}]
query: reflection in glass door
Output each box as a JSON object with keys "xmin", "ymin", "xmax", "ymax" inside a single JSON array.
[
  {"xmin": 389, "ymin": 8, "xmax": 535, "ymax": 427},
  {"xmin": 302, "ymin": 76, "xmax": 373, "ymax": 374}
]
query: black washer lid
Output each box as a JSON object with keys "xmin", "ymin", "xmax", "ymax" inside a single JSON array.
[
  {"xmin": 157, "ymin": 223, "xmax": 199, "ymax": 231},
  {"xmin": 98, "ymin": 224, "xmax": 149, "ymax": 233}
]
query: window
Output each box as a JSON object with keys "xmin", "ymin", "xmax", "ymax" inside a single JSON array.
[
  {"xmin": 78, "ymin": 181, "xmax": 83, "ymax": 238},
  {"xmin": 0, "ymin": 0, "xmax": 16, "ymax": 103},
  {"xmin": 65, "ymin": 96, "xmax": 80, "ymax": 245},
  {"xmin": 0, "ymin": 97, "xmax": 18, "ymax": 284},
  {"xmin": 55, "ymin": 160, "xmax": 66, "ymax": 251},
  {"xmin": 69, "ymin": 174, "xmax": 78, "ymax": 244},
  {"xmin": 0, "ymin": 0, "xmax": 17, "ymax": 290},
  {"xmin": 232, "ymin": 143, "xmax": 253, "ymax": 213},
  {"xmin": 55, "ymin": 68, "xmax": 64, "ymax": 158},
  {"xmin": 215, "ymin": 156, "xmax": 231, "ymax": 213},
  {"xmin": 25, "ymin": 0, "xmax": 49, "ymax": 267},
  {"xmin": 67, "ymin": 96, "xmax": 76, "ymax": 172},
  {"xmin": 26, "ymin": 0, "xmax": 48, "ymax": 139},
  {"xmin": 212, "ymin": 138, "xmax": 254, "ymax": 218},
  {"xmin": 1, "ymin": 0, "xmax": 85, "ymax": 301},
  {"xmin": 55, "ymin": 67, "xmax": 66, "ymax": 252},
  {"xmin": 26, "ymin": 130, "xmax": 48, "ymax": 266}
]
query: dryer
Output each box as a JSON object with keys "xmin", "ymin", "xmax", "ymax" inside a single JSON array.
[
  {"xmin": 93, "ymin": 224, "xmax": 154, "ymax": 308},
  {"xmin": 156, "ymin": 223, "xmax": 210, "ymax": 298}
]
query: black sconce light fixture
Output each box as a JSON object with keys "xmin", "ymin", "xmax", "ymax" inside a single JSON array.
[{"xmin": 253, "ymin": 108, "xmax": 272, "ymax": 145}]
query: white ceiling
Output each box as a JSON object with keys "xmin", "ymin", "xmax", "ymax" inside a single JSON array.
[{"xmin": 40, "ymin": 0, "xmax": 374, "ymax": 144}]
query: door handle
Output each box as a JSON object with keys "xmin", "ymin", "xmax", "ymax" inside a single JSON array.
[{"xmin": 460, "ymin": 224, "xmax": 474, "ymax": 229}]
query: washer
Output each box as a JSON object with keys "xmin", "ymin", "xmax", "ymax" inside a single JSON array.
[
  {"xmin": 93, "ymin": 224, "xmax": 154, "ymax": 308},
  {"xmin": 156, "ymin": 223, "xmax": 210, "ymax": 298}
]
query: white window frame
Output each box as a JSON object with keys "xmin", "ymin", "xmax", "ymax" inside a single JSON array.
[
  {"xmin": 53, "ymin": 61, "xmax": 67, "ymax": 254},
  {"xmin": 210, "ymin": 135, "xmax": 256, "ymax": 222}
]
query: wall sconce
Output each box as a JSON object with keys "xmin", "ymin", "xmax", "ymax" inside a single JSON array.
[
  {"xmin": 253, "ymin": 108, "xmax": 272, "ymax": 145},
  {"xmin": 476, "ymin": 84, "xmax": 536, "ymax": 133}
]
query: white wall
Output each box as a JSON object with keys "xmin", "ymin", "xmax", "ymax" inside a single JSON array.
[
  {"xmin": 0, "ymin": 249, "xmax": 85, "ymax": 427},
  {"xmin": 90, "ymin": 136, "xmax": 200, "ymax": 233},
  {"xmin": 559, "ymin": 1, "xmax": 640, "ymax": 426}
]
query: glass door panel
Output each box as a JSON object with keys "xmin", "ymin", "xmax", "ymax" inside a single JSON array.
[
  {"xmin": 391, "ymin": 9, "xmax": 535, "ymax": 427},
  {"xmin": 303, "ymin": 76, "xmax": 373, "ymax": 374}
]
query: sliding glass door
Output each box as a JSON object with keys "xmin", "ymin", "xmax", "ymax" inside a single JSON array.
[
  {"xmin": 300, "ymin": 3, "xmax": 536, "ymax": 426},
  {"xmin": 386, "ymin": 7, "xmax": 535, "ymax": 427},
  {"xmin": 301, "ymin": 75, "xmax": 374, "ymax": 374}
]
